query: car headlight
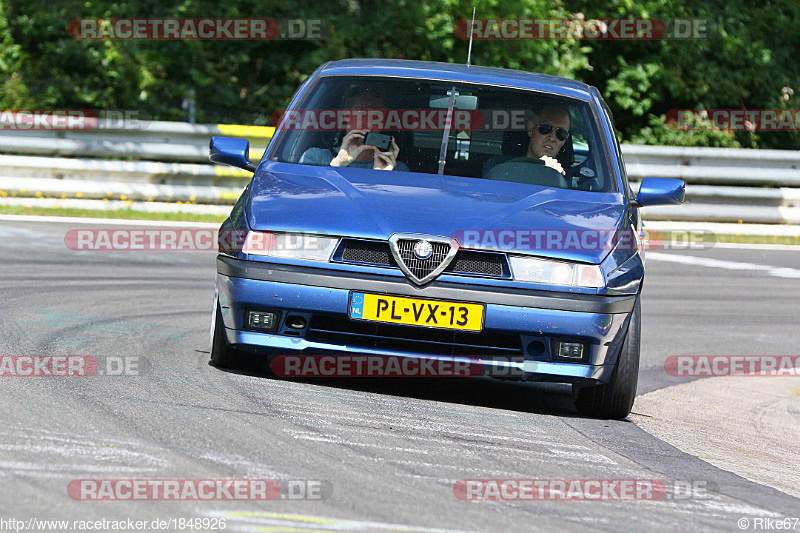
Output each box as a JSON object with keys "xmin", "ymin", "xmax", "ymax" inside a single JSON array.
[
  {"xmin": 243, "ymin": 231, "xmax": 338, "ymax": 261},
  {"xmin": 509, "ymin": 255, "xmax": 604, "ymax": 288}
]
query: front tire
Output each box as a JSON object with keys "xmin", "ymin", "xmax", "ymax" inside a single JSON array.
[
  {"xmin": 573, "ymin": 297, "xmax": 641, "ymax": 419},
  {"xmin": 210, "ymin": 301, "xmax": 240, "ymax": 369}
]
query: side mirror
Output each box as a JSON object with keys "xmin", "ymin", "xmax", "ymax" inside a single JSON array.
[
  {"xmin": 209, "ymin": 136, "xmax": 257, "ymax": 173},
  {"xmin": 634, "ymin": 178, "xmax": 685, "ymax": 207}
]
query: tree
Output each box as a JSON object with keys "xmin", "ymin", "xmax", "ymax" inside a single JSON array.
[{"xmin": 3, "ymin": 0, "xmax": 799, "ymax": 149}]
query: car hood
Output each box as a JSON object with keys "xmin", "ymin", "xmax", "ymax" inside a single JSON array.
[{"xmin": 248, "ymin": 162, "xmax": 628, "ymax": 264}]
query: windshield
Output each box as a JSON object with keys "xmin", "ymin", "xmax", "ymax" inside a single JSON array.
[{"xmin": 267, "ymin": 75, "xmax": 614, "ymax": 193}]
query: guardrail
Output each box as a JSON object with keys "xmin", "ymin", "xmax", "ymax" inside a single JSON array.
[
  {"xmin": 0, "ymin": 120, "xmax": 273, "ymax": 162},
  {"xmin": 1, "ymin": 120, "xmax": 799, "ymax": 224},
  {"xmin": 622, "ymin": 145, "xmax": 800, "ymax": 187}
]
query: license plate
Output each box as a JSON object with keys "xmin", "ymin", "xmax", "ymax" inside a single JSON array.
[{"xmin": 349, "ymin": 292, "xmax": 484, "ymax": 332}]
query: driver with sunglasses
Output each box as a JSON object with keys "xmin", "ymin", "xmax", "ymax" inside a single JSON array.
[
  {"xmin": 483, "ymin": 105, "xmax": 571, "ymax": 178},
  {"xmin": 526, "ymin": 106, "xmax": 571, "ymax": 174}
]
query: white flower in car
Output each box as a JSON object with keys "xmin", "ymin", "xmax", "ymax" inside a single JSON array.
[{"xmin": 540, "ymin": 155, "xmax": 565, "ymax": 176}]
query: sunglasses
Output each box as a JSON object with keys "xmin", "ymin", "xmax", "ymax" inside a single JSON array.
[{"xmin": 537, "ymin": 123, "xmax": 570, "ymax": 141}]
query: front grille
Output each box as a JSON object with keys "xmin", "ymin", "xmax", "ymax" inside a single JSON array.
[
  {"xmin": 341, "ymin": 239, "xmax": 398, "ymax": 266},
  {"xmin": 306, "ymin": 315, "xmax": 523, "ymax": 356},
  {"xmin": 395, "ymin": 239, "xmax": 451, "ymax": 281},
  {"xmin": 338, "ymin": 239, "xmax": 507, "ymax": 278},
  {"xmin": 445, "ymin": 250, "xmax": 504, "ymax": 277}
]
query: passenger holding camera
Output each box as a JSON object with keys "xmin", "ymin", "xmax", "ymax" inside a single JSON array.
[
  {"xmin": 329, "ymin": 129, "xmax": 402, "ymax": 171},
  {"xmin": 299, "ymin": 86, "xmax": 408, "ymax": 171}
]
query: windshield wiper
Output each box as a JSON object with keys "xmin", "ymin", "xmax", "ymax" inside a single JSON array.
[{"xmin": 437, "ymin": 87, "xmax": 459, "ymax": 175}]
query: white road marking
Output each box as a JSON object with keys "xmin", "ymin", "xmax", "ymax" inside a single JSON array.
[
  {"xmin": 0, "ymin": 461, "xmax": 159, "ymax": 474},
  {"xmin": 366, "ymin": 458, "xmax": 617, "ymax": 478},
  {"xmin": 276, "ymin": 402, "xmax": 563, "ymax": 434},
  {"xmin": 0, "ymin": 424, "xmax": 291, "ymax": 480},
  {"xmin": 711, "ymin": 242, "xmax": 800, "ymax": 251},
  {"xmin": 277, "ymin": 397, "xmax": 618, "ymax": 468},
  {"xmin": 647, "ymin": 252, "xmax": 800, "ymax": 278},
  {"xmin": 547, "ymin": 449, "xmax": 618, "ymax": 464},
  {"xmin": 0, "ymin": 426, "xmax": 169, "ymax": 479},
  {"xmin": 291, "ymin": 432, "xmax": 430, "ymax": 454},
  {"xmin": 289, "ymin": 426, "xmax": 618, "ymax": 468},
  {"xmin": 285, "ymin": 416, "xmax": 588, "ymax": 451},
  {"xmin": 398, "ymin": 474, "xmax": 463, "ymax": 483},
  {"xmin": 202, "ymin": 511, "xmax": 484, "ymax": 533}
]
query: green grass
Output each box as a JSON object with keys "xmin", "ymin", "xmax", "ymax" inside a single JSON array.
[
  {"xmin": 710, "ymin": 233, "xmax": 800, "ymax": 245},
  {"xmin": 653, "ymin": 230, "xmax": 800, "ymax": 246},
  {"xmin": 0, "ymin": 205, "xmax": 227, "ymax": 223}
]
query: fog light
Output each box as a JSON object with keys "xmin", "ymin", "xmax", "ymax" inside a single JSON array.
[
  {"xmin": 552, "ymin": 340, "xmax": 588, "ymax": 362},
  {"xmin": 527, "ymin": 340, "xmax": 546, "ymax": 356},
  {"xmin": 247, "ymin": 310, "xmax": 280, "ymax": 332}
]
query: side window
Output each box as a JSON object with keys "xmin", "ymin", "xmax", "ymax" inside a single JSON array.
[
  {"xmin": 599, "ymin": 98, "xmax": 631, "ymax": 199},
  {"xmin": 598, "ymin": 97, "xmax": 641, "ymax": 230}
]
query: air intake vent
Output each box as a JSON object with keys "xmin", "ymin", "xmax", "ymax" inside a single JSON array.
[
  {"xmin": 306, "ymin": 314, "xmax": 523, "ymax": 356},
  {"xmin": 446, "ymin": 250, "xmax": 505, "ymax": 277},
  {"xmin": 341, "ymin": 239, "xmax": 398, "ymax": 266},
  {"xmin": 338, "ymin": 240, "xmax": 509, "ymax": 278}
]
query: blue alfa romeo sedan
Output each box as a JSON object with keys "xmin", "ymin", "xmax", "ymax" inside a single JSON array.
[{"xmin": 208, "ymin": 59, "xmax": 684, "ymax": 419}]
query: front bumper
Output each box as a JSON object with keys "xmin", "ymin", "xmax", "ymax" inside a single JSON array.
[{"xmin": 216, "ymin": 256, "xmax": 636, "ymax": 384}]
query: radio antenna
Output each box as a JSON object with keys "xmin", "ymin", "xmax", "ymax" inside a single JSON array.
[{"xmin": 466, "ymin": 7, "xmax": 476, "ymax": 67}]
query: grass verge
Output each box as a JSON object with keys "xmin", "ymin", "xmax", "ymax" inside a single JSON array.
[{"xmin": 653, "ymin": 231, "xmax": 800, "ymax": 246}]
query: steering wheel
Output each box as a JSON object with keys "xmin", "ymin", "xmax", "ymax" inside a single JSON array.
[{"xmin": 506, "ymin": 157, "xmax": 545, "ymax": 165}]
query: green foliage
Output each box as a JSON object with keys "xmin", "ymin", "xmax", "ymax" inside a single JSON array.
[
  {"xmin": 0, "ymin": 0, "xmax": 32, "ymax": 107},
  {"xmin": 627, "ymin": 115, "xmax": 742, "ymax": 147},
  {"xmin": 605, "ymin": 59, "xmax": 659, "ymax": 116},
  {"xmin": 2, "ymin": 0, "xmax": 800, "ymax": 148}
]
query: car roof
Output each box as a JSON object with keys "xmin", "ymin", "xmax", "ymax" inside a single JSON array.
[{"xmin": 317, "ymin": 59, "xmax": 595, "ymax": 101}]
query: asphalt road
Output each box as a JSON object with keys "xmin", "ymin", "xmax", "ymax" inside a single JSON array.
[{"xmin": 1, "ymin": 218, "xmax": 798, "ymax": 532}]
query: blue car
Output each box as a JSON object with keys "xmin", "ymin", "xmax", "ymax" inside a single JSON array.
[{"xmin": 209, "ymin": 59, "xmax": 684, "ymax": 419}]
